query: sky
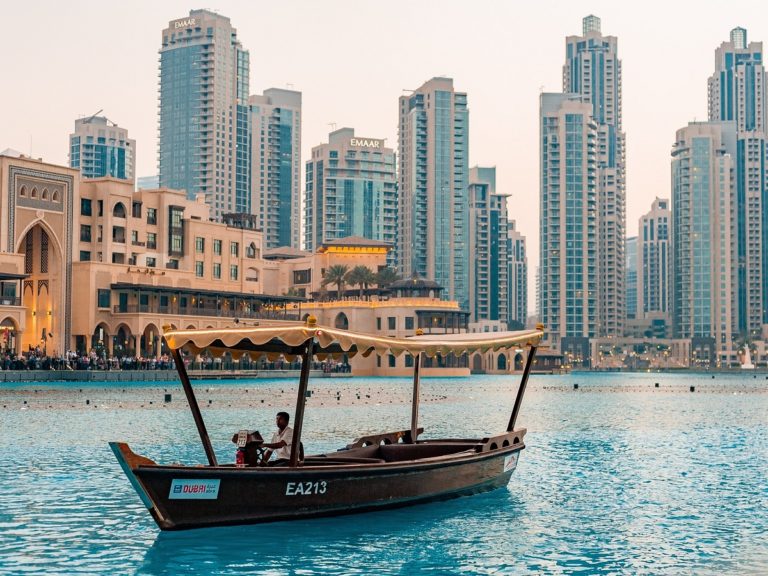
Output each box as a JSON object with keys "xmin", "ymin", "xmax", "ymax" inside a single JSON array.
[{"xmin": 3, "ymin": 0, "xmax": 768, "ymax": 307}]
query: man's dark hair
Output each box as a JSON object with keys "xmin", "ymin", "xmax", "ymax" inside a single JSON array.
[{"xmin": 277, "ymin": 411, "xmax": 290, "ymax": 422}]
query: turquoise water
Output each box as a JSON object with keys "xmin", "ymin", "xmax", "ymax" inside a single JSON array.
[{"xmin": 1, "ymin": 372, "xmax": 767, "ymax": 575}]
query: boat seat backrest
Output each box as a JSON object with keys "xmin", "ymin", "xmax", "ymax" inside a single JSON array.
[{"xmin": 379, "ymin": 443, "xmax": 479, "ymax": 463}]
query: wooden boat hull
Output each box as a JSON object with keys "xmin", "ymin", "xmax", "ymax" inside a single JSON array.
[{"xmin": 111, "ymin": 434, "xmax": 525, "ymax": 531}]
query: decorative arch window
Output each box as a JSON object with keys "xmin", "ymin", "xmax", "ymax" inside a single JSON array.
[
  {"xmin": 246, "ymin": 268, "xmax": 260, "ymax": 282},
  {"xmin": 19, "ymin": 186, "xmax": 27, "ymax": 197},
  {"xmin": 41, "ymin": 188, "xmax": 49, "ymax": 200},
  {"xmin": 246, "ymin": 242, "xmax": 259, "ymax": 258},
  {"xmin": 113, "ymin": 202, "xmax": 127, "ymax": 218},
  {"xmin": 52, "ymin": 190, "xmax": 60, "ymax": 202},
  {"xmin": 31, "ymin": 187, "xmax": 38, "ymax": 198}
]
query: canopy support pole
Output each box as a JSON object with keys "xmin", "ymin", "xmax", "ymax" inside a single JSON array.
[
  {"xmin": 507, "ymin": 346, "xmax": 537, "ymax": 432},
  {"xmin": 290, "ymin": 339, "xmax": 315, "ymax": 467},
  {"xmin": 409, "ymin": 352, "xmax": 422, "ymax": 443},
  {"xmin": 170, "ymin": 347, "xmax": 218, "ymax": 466}
]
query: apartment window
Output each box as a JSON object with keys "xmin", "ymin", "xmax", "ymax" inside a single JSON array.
[
  {"xmin": 146, "ymin": 233, "xmax": 157, "ymax": 250},
  {"xmin": 80, "ymin": 224, "xmax": 91, "ymax": 242},
  {"xmin": 147, "ymin": 207, "xmax": 157, "ymax": 225},
  {"xmin": 79, "ymin": 251, "xmax": 91, "ymax": 262},
  {"xmin": 97, "ymin": 289, "xmax": 110, "ymax": 308},
  {"xmin": 80, "ymin": 198, "xmax": 92, "ymax": 216},
  {"xmin": 146, "ymin": 257, "xmax": 156, "ymax": 268},
  {"xmin": 293, "ymin": 269, "xmax": 311, "ymax": 284},
  {"xmin": 112, "ymin": 226, "xmax": 125, "ymax": 243},
  {"xmin": 131, "ymin": 201, "xmax": 142, "ymax": 218},
  {"xmin": 195, "ymin": 237, "xmax": 205, "ymax": 253},
  {"xmin": 388, "ymin": 355, "xmax": 396, "ymax": 368},
  {"xmin": 405, "ymin": 316, "xmax": 414, "ymax": 330},
  {"xmin": 131, "ymin": 230, "xmax": 139, "ymax": 245},
  {"xmin": 168, "ymin": 206, "xmax": 184, "ymax": 256},
  {"xmin": 213, "ymin": 239, "xmax": 222, "ymax": 255},
  {"xmin": 230, "ymin": 265, "xmax": 238, "ymax": 280},
  {"xmin": 230, "ymin": 242, "xmax": 239, "ymax": 257},
  {"xmin": 376, "ymin": 318, "xmax": 382, "ymax": 330},
  {"xmin": 388, "ymin": 317, "xmax": 396, "ymax": 331},
  {"xmin": 195, "ymin": 261, "xmax": 204, "ymax": 277},
  {"xmin": 97, "ymin": 200, "xmax": 103, "ymax": 217},
  {"xmin": 213, "ymin": 263, "xmax": 221, "ymax": 279}
]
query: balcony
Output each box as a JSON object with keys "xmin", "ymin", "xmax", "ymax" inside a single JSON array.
[{"xmin": 113, "ymin": 303, "xmax": 299, "ymax": 321}]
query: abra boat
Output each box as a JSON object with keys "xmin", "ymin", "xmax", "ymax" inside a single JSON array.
[{"xmin": 110, "ymin": 318, "xmax": 543, "ymax": 530}]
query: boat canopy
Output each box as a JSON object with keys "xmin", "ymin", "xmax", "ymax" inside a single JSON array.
[{"xmin": 163, "ymin": 322, "xmax": 544, "ymax": 360}]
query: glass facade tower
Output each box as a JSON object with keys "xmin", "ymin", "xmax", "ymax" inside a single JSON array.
[
  {"xmin": 305, "ymin": 128, "xmax": 397, "ymax": 266},
  {"xmin": 158, "ymin": 10, "xmax": 250, "ymax": 220},
  {"xmin": 671, "ymin": 122, "xmax": 737, "ymax": 365},
  {"xmin": 250, "ymin": 89, "xmax": 302, "ymax": 249},
  {"xmin": 69, "ymin": 116, "xmax": 135, "ymax": 181},
  {"xmin": 540, "ymin": 93, "xmax": 598, "ymax": 363},
  {"xmin": 398, "ymin": 77, "xmax": 469, "ymax": 310},
  {"xmin": 708, "ymin": 27, "xmax": 766, "ymax": 335},
  {"xmin": 564, "ymin": 15, "xmax": 626, "ymax": 339}
]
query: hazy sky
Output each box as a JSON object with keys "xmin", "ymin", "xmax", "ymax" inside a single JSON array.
[{"xmin": 4, "ymin": 0, "xmax": 768, "ymax": 303}]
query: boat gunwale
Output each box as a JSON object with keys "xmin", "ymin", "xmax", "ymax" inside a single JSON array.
[{"xmin": 131, "ymin": 440, "xmax": 526, "ymax": 476}]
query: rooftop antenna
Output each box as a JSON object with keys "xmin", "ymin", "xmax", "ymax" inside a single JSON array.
[{"xmin": 83, "ymin": 109, "xmax": 104, "ymax": 124}]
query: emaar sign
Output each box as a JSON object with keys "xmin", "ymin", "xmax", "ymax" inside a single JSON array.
[{"xmin": 349, "ymin": 138, "xmax": 383, "ymax": 149}]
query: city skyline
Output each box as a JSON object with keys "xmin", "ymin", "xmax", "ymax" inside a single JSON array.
[{"xmin": 4, "ymin": 1, "xmax": 768, "ymax": 307}]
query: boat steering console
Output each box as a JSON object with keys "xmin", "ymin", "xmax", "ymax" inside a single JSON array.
[{"xmin": 232, "ymin": 430, "xmax": 265, "ymax": 467}]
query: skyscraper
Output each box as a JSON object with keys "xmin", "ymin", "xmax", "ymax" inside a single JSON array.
[
  {"xmin": 671, "ymin": 122, "xmax": 736, "ymax": 365},
  {"xmin": 625, "ymin": 237, "xmax": 637, "ymax": 320},
  {"xmin": 398, "ymin": 77, "xmax": 469, "ymax": 309},
  {"xmin": 539, "ymin": 92, "xmax": 598, "ymax": 362},
  {"xmin": 708, "ymin": 27, "xmax": 766, "ymax": 336},
  {"xmin": 158, "ymin": 10, "xmax": 250, "ymax": 220},
  {"xmin": 250, "ymin": 89, "xmax": 302, "ymax": 249},
  {"xmin": 69, "ymin": 115, "xmax": 135, "ymax": 181},
  {"xmin": 507, "ymin": 221, "xmax": 528, "ymax": 330},
  {"xmin": 468, "ymin": 167, "xmax": 508, "ymax": 324},
  {"xmin": 638, "ymin": 198, "xmax": 671, "ymax": 322},
  {"xmin": 564, "ymin": 15, "xmax": 626, "ymax": 338},
  {"xmin": 305, "ymin": 128, "xmax": 397, "ymax": 265}
]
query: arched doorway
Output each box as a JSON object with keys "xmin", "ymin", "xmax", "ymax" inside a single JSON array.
[
  {"xmin": 514, "ymin": 353, "xmax": 524, "ymax": 371},
  {"xmin": 18, "ymin": 223, "xmax": 61, "ymax": 354},
  {"xmin": 472, "ymin": 354, "xmax": 483, "ymax": 373},
  {"xmin": 0, "ymin": 317, "xmax": 19, "ymax": 355},
  {"xmin": 92, "ymin": 322, "xmax": 111, "ymax": 357},
  {"xmin": 497, "ymin": 354, "xmax": 507, "ymax": 371},
  {"xmin": 141, "ymin": 323, "xmax": 161, "ymax": 358},
  {"xmin": 114, "ymin": 324, "xmax": 133, "ymax": 358},
  {"xmin": 334, "ymin": 312, "xmax": 349, "ymax": 330}
]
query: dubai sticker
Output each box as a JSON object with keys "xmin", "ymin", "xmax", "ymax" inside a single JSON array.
[{"xmin": 169, "ymin": 479, "xmax": 221, "ymax": 500}]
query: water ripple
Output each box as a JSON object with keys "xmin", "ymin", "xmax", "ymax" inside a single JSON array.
[{"xmin": 0, "ymin": 373, "xmax": 766, "ymax": 575}]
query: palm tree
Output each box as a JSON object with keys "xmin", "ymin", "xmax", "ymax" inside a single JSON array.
[
  {"xmin": 322, "ymin": 265, "xmax": 350, "ymax": 299},
  {"xmin": 346, "ymin": 266, "xmax": 376, "ymax": 299},
  {"xmin": 375, "ymin": 267, "xmax": 399, "ymax": 289}
]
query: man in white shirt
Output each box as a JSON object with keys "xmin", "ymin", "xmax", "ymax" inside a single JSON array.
[{"xmin": 260, "ymin": 411, "xmax": 293, "ymax": 466}]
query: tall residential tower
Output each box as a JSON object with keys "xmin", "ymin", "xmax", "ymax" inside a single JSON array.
[
  {"xmin": 158, "ymin": 10, "xmax": 250, "ymax": 220},
  {"xmin": 250, "ymin": 89, "xmax": 302, "ymax": 249},
  {"xmin": 305, "ymin": 128, "xmax": 397, "ymax": 265},
  {"xmin": 398, "ymin": 77, "xmax": 469, "ymax": 309},
  {"xmin": 708, "ymin": 27, "xmax": 766, "ymax": 336},
  {"xmin": 69, "ymin": 115, "xmax": 135, "ymax": 182},
  {"xmin": 671, "ymin": 122, "xmax": 737, "ymax": 365},
  {"xmin": 564, "ymin": 15, "xmax": 626, "ymax": 338},
  {"xmin": 539, "ymin": 92, "xmax": 598, "ymax": 363}
]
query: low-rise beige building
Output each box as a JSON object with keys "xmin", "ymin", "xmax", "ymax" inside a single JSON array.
[{"xmin": 0, "ymin": 152, "xmax": 485, "ymax": 375}]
